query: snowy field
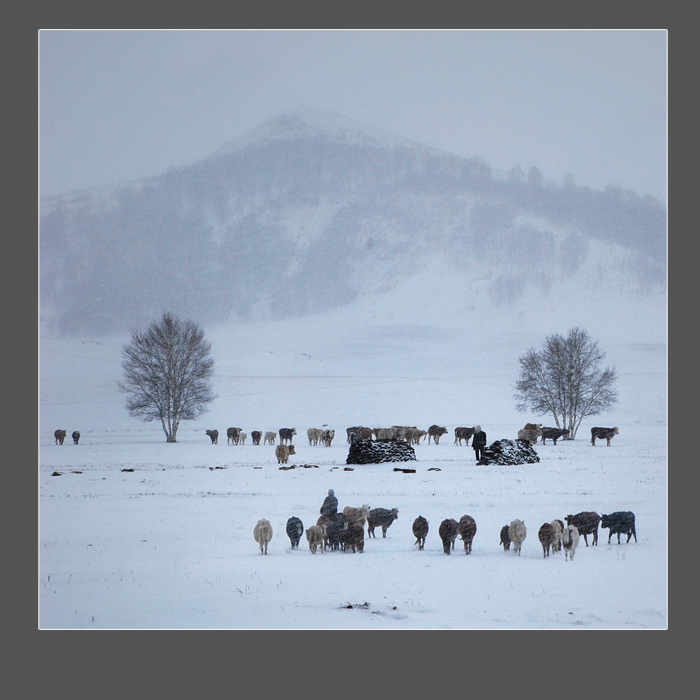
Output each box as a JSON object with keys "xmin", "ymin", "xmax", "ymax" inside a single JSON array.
[{"xmin": 39, "ymin": 283, "xmax": 667, "ymax": 629}]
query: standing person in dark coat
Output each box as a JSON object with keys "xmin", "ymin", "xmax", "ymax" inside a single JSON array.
[
  {"xmin": 472, "ymin": 426, "xmax": 487, "ymax": 461},
  {"xmin": 320, "ymin": 489, "xmax": 338, "ymax": 516}
]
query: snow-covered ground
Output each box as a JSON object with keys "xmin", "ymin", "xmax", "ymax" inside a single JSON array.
[{"xmin": 39, "ymin": 281, "xmax": 667, "ymax": 629}]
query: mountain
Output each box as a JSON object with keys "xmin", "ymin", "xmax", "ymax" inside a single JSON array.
[{"xmin": 39, "ymin": 106, "xmax": 666, "ymax": 337}]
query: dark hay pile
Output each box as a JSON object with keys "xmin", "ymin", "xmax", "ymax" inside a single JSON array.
[
  {"xmin": 346, "ymin": 438, "xmax": 417, "ymax": 465},
  {"xmin": 477, "ymin": 439, "xmax": 540, "ymax": 466}
]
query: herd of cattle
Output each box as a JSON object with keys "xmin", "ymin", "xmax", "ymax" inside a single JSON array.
[
  {"xmin": 51, "ymin": 422, "xmax": 636, "ymax": 560},
  {"xmin": 253, "ymin": 504, "xmax": 637, "ymax": 557},
  {"xmin": 52, "ymin": 424, "xmax": 620, "ymax": 449},
  {"xmin": 210, "ymin": 424, "xmax": 620, "ymax": 449}
]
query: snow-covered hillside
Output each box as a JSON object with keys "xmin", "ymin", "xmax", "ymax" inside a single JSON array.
[{"xmin": 39, "ymin": 107, "xmax": 666, "ymax": 336}]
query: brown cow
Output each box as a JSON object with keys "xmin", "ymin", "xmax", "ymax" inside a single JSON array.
[{"xmin": 275, "ymin": 444, "xmax": 296, "ymax": 464}]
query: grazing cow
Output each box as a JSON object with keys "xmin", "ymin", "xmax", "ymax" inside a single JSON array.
[
  {"xmin": 517, "ymin": 424, "xmax": 542, "ymax": 446},
  {"xmin": 320, "ymin": 429, "xmax": 335, "ymax": 447},
  {"xmin": 499, "ymin": 525, "xmax": 511, "ymax": 551},
  {"xmin": 538, "ymin": 522, "xmax": 555, "ymax": 558},
  {"xmin": 562, "ymin": 525, "xmax": 580, "ymax": 561},
  {"xmin": 427, "ymin": 425, "xmax": 448, "ymax": 444},
  {"xmin": 439, "ymin": 518, "xmax": 459, "ymax": 554},
  {"xmin": 508, "ymin": 519, "xmax": 527, "ymax": 556},
  {"xmin": 205, "ymin": 429, "xmax": 219, "ymax": 444},
  {"xmin": 412, "ymin": 516, "xmax": 429, "ymax": 550},
  {"xmin": 264, "ymin": 431, "xmax": 276, "ymax": 445},
  {"xmin": 279, "ymin": 428, "xmax": 297, "ymax": 445},
  {"xmin": 251, "ymin": 430, "xmax": 262, "ymax": 445},
  {"xmin": 286, "ymin": 516, "xmax": 304, "ymax": 549},
  {"xmin": 338, "ymin": 524, "xmax": 365, "ymax": 553},
  {"xmin": 454, "ymin": 426, "xmax": 476, "ymax": 446},
  {"xmin": 275, "ymin": 444, "xmax": 296, "ymax": 464},
  {"xmin": 343, "ymin": 504, "xmax": 371, "ymax": 529},
  {"xmin": 307, "ymin": 428, "xmax": 321, "ymax": 446},
  {"xmin": 590, "ymin": 426, "xmax": 619, "ymax": 446},
  {"xmin": 457, "ymin": 515, "xmax": 477, "ymax": 554},
  {"xmin": 54, "ymin": 429, "xmax": 67, "ymax": 445},
  {"xmin": 550, "ymin": 519, "xmax": 564, "ymax": 553},
  {"xmin": 253, "ymin": 519, "xmax": 273, "ymax": 554},
  {"xmin": 565, "ymin": 512, "xmax": 601, "ymax": 546},
  {"xmin": 601, "ymin": 511, "xmax": 637, "ymax": 544},
  {"xmin": 71, "ymin": 431, "xmax": 80, "ymax": 445},
  {"xmin": 367, "ymin": 507, "xmax": 399, "ymax": 538},
  {"xmin": 540, "ymin": 427, "xmax": 570, "ymax": 445},
  {"xmin": 227, "ymin": 427, "xmax": 242, "ymax": 445},
  {"xmin": 305, "ymin": 525, "xmax": 325, "ymax": 554}
]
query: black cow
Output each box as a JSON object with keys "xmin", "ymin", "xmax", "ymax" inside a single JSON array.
[
  {"xmin": 454, "ymin": 426, "xmax": 476, "ymax": 445},
  {"xmin": 540, "ymin": 427, "xmax": 569, "ymax": 445},
  {"xmin": 590, "ymin": 426, "xmax": 619, "ymax": 446},
  {"xmin": 338, "ymin": 523, "xmax": 364, "ymax": 553},
  {"xmin": 367, "ymin": 507, "xmax": 399, "ymax": 538},
  {"xmin": 54, "ymin": 429, "xmax": 66, "ymax": 445},
  {"xmin": 538, "ymin": 522, "xmax": 555, "ymax": 557},
  {"xmin": 499, "ymin": 524, "xmax": 511, "ymax": 551},
  {"xmin": 427, "ymin": 425, "xmax": 448, "ymax": 444},
  {"xmin": 412, "ymin": 516, "xmax": 429, "ymax": 550},
  {"xmin": 279, "ymin": 427, "xmax": 297, "ymax": 445},
  {"xmin": 601, "ymin": 511, "xmax": 637, "ymax": 544},
  {"xmin": 439, "ymin": 518, "xmax": 459, "ymax": 554},
  {"xmin": 457, "ymin": 515, "xmax": 477, "ymax": 554},
  {"xmin": 251, "ymin": 430, "xmax": 262, "ymax": 445},
  {"xmin": 320, "ymin": 512, "xmax": 347, "ymax": 551},
  {"xmin": 71, "ymin": 431, "xmax": 80, "ymax": 445},
  {"xmin": 565, "ymin": 511, "xmax": 601, "ymax": 546},
  {"xmin": 227, "ymin": 427, "xmax": 242, "ymax": 445},
  {"xmin": 285, "ymin": 516, "xmax": 304, "ymax": 549},
  {"xmin": 206, "ymin": 429, "xmax": 219, "ymax": 444}
]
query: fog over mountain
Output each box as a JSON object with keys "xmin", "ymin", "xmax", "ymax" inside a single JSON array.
[{"xmin": 40, "ymin": 106, "xmax": 666, "ymax": 337}]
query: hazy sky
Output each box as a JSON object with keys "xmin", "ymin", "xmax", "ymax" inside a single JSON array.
[{"xmin": 39, "ymin": 29, "xmax": 667, "ymax": 203}]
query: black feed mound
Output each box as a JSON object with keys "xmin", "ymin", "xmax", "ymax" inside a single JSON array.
[
  {"xmin": 477, "ymin": 439, "xmax": 540, "ymax": 466},
  {"xmin": 346, "ymin": 438, "xmax": 417, "ymax": 465}
]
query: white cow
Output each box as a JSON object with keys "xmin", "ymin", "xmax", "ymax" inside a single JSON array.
[{"xmin": 253, "ymin": 519, "xmax": 273, "ymax": 555}]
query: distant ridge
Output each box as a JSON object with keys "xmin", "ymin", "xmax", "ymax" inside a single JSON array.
[
  {"xmin": 40, "ymin": 107, "xmax": 666, "ymax": 336},
  {"xmin": 208, "ymin": 105, "xmax": 443, "ymax": 159}
]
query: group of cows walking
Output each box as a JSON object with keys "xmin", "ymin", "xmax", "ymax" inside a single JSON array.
[
  {"xmin": 253, "ymin": 489, "xmax": 637, "ymax": 558},
  {"xmin": 203, "ymin": 427, "xmax": 335, "ymax": 448},
  {"xmin": 53, "ymin": 429, "xmax": 80, "ymax": 445}
]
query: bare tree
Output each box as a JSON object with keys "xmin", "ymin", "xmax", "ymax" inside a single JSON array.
[
  {"xmin": 118, "ymin": 312, "xmax": 216, "ymax": 442},
  {"xmin": 514, "ymin": 327, "xmax": 618, "ymax": 439}
]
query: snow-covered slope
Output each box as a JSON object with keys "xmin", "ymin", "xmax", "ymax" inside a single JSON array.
[
  {"xmin": 39, "ymin": 107, "xmax": 666, "ymax": 337},
  {"xmin": 39, "ymin": 271, "xmax": 667, "ymax": 629}
]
